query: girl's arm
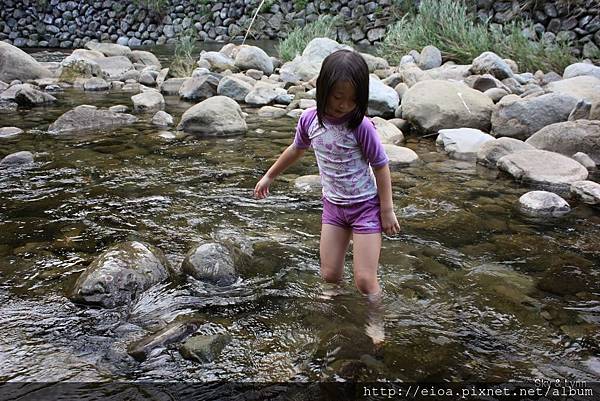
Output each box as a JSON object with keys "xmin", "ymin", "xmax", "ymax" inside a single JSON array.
[
  {"xmin": 254, "ymin": 145, "xmax": 306, "ymax": 199},
  {"xmin": 373, "ymin": 164, "xmax": 401, "ymax": 235}
]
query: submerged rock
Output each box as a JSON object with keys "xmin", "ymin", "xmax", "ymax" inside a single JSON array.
[
  {"xmin": 294, "ymin": 174, "xmax": 322, "ymax": 192},
  {"xmin": 181, "ymin": 242, "xmax": 237, "ymax": 285},
  {"xmin": 180, "ymin": 334, "xmax": 232, "ymax": 363},
  {"xmin": 177, "ymin": 96, "xmax": 246, "ymax": 136},
  {"xmin": 14, "ymin": 86, "xmax": 56, "ymax": 107},
  {"xmin": 128, "ymin": 319, "xmax": 201, "ymax": 362},
  {"xmin": 70, "ymin": 241, "xmax": 172, "ymax": 308},
  {"xmin": 518, "ymin": 191, "xmax": 570, "ymax": 217},
  {"xmin": 570, "ymin": 181, "xmax": 600, "ymax": 206},
  {"xmin": 48, "ymin": 105, "xmax": 138, "ymax": 134},
  {"xmin": 0, "ymin": 127, "xmax": 23, "ymax": 138}
]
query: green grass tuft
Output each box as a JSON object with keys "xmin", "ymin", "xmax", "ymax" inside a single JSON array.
[{"xmin": 170, "ymin": 27, "xmax": 198, "ymax": 78}]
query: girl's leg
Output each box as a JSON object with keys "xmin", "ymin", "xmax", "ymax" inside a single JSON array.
[
  {"xmin": 351, "ymin": 233, "xmax": 382, "ymax": 295},
  {"xmin": 320, "ymin": 224, "xmax": 352, "ymax": 283}
]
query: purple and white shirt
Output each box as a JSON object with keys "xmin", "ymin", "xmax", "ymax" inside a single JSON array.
[{"xmin": 293, "ymin": 107, "xmax": 389, "ymax": 205}]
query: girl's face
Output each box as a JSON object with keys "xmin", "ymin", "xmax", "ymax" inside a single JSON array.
[{"xmin": 325, "ymin": 80, "xmax": 357, "ymax": 119}]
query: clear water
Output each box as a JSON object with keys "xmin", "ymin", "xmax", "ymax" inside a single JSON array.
[{"xmin": 0, "ymin": 46, "xmax": 599, "ymax": 385}]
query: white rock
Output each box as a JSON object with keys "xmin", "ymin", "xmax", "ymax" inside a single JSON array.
[
  {"xmin": 570, "ymin": 180, "xmax": 600, "ymax": 205},
  {"xmin": 258, "ymin": 106, "xmax": 287, "ymax": 118},
  {"xmin": 131, "ymin": 90, "xmax": 165, "ymax": 112},
  {"xmin": 572, "ymin": 152, "xmax": 596, "ymax": 170},
  {"xmin": 372, "ymin": 117, "xmax": 404, "ymax": 145},
  {"xmin": 518, "ymin": 191, "xmax": 570, "ymax": 217},
  {"xmin": 177, "ymin": 95, "xmax": 247, "ymax": 136},
  {"xmin": 294, "ymin": 175, "xmax": 322, "ymax": 192},
  {"xmin": 383, "ymin": 144, "xmax": 419, "ymax": 167},
  {"xmin": 436, "ymin": 128, "xmax": 495, "ymax": 160},
  {"xmin": 0, "ymin": 127, "xmax": 23, "ymax": 138},
  {"xmin": 152, "ymin": 110, "xmax": 174, "ymax": 126}
]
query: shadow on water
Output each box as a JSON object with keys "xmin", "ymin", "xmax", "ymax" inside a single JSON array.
[{"xmin": 0, "ymin": 45, "xmax": 599, "ymax": 387}]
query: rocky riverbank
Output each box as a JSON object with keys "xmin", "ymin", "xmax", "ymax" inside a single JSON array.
[{"xmin": 1, "ymin": 0, "xmax": 599, "ymax": 58}]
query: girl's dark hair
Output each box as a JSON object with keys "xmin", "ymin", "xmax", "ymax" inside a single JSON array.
[{"xmin": 316, "ymin": 49, "xmax": 369, "ymax": 130}]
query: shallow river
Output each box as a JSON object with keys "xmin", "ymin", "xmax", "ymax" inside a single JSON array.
[{"xmin": 0, "ymin": 45, "xmax": 599, "ymax": 390}]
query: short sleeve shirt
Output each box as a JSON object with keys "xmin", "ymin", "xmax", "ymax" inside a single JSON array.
[{"xmin": 293, "ymin": 107, "xmax": 389, "ymax": 205}]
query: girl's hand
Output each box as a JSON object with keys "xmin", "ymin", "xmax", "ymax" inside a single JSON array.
[
  {"xmin": 254, "ymin": 175, "xmax": 273, "ymax": 199},
  {"xmin": 381, "ymin": 208, "xmax": 400, "ymax": 236}
]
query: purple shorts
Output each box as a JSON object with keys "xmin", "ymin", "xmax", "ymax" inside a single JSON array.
[{"xmin": 322, "ymin": 196, "xmax": 382, "ymax": 234}]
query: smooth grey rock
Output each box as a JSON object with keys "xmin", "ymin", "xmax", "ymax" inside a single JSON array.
[
  {"xmin": 48, "ymin": 105, "xmax": 138, "ymax": 134},
  {"xmin": 526, "ymin": 120, "xmax": 600, "ymax": 164},
  {"xmin": 14, "ymin": 85, "xmax": 56, "ymax": 106},
  {"xmin": 245, "ymin": 85, "xmax": 286, "ymax": 105},
  {"xmin": 85, "ymin": 41, "xmax": 132, "ymax": 57},
  {"xmin": 109, "ymin": 105, "xmax": 128, "ymax": 113},
  {"xmin": 361, "ymin": 53, "xmax": 389, "ymax": 72},
  {"xmin": 371, "ymin": 117, "xmax": 404, "ymax": 145},
  {"xmin": 177, "ymin": 96, "xmax": 247, "ymax": 136},
  {"xmin": 160, "ymin": 78, "xmax": 186, "ymax": 95},
  {"xmin": 436, "ymin": 128, "xmax": 495, "ymax": 160},
  {"xmin": 518, "ymin": 191, "xmax": 570, "ymax": 217},
  {"xmin": 497, "ymin": 150, "xmax": 588, "ymax": 187},
  {"xmin": 130, "ymin": 50, "xmax": 161, "ymax": 68},
  {"xmin": 571, "ymin": 152, "xmax": 596, "ymax": 170},
  {"xmin": 83, "ymin": 77, "xmax": 109, "ymax": 91},
  {"xmin": 402, "ymin": 80, "xmax": 494, "ymax": 134},
  {"xmin": 0, "ymin": 127, "xmax": 23, "ymax": 138},
  {"xmin": 563, "ymin": 62, "xmax": 600, "ymax": 80},
  {"xmin": 258, "ymin": 106, "xmax": 287, "ymax": 118},
  {"xmin": 491, "ymin": 93, "xmax": 579, "ymax": 140},
  {"xmin": 234, "ymin": 45, "xmax": 273, "ymax": 75},
  {"xmin": 59, "ymin": 56, "xmax": 103, "ymax": 83},
  {"xmin": 216, "ymin": 75, "xmax": 254, "ymax": 102},
  {"xmin": 383, "ymin": 144, "xmax": 419, "ymax": 167},
  {"xmin": 182, "ymin": 242, "xmax": 237, "ymax": 285},
  {"xmin": 545, "ymin": 76, "xmax": 600, "ymax": 118},
  {"xmin": 368, "ymin": 76, "xmax": 399, "ymax": 117},
  {"xmin": 570, "ymin": 180, "xmax": 600, "ymax": 205},
  {"xmin": 178, "ymin": 75, "xmax": 219, "ymax": 101},
  {"xmin": 0, "ymin": 42, "xmax": 52, "ymax": 82},
  {"xmin": 132, "ymin": 90, "xmax": 165, "ymax": 112},
  {"xmin": 476, "ymin": 137, "xmax": 535, "ymax": 168},
  {"xmin": 470, "ymin": 51, "xmax": 514, "ymax": 80},
  {"xmin": 152, "ymin": 110, "xmax": 174, "ymax": 126},
  {"xmin": 95, "ymin": 56, "xmax": 135, "ymax": 81},
  {"xmin": 298, "ymin": 99, "xmax": 316, "ymax": 109},
  {"xmin": 199, "ymin": 51, "xmax": 236, "ymax": 72},
  {"xmin": 70, "ymin": 241, "xmax": 171, "ymax": 308},
  {"xmin": 0, "ymin": 151, "xmax": 34, "ymax": 165},
  {"xmin": 418, "ymin": 45, "xmax": 442, "ymax": 70}
]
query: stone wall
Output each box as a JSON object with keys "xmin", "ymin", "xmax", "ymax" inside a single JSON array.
[{"xmin": 0, "ymin": 0, "xmax": 598, "ymax": 58}]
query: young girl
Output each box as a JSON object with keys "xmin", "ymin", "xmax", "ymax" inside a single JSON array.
[{"xmin": 254, "ymin": 49, "xmax": 400, "ymax": 302}]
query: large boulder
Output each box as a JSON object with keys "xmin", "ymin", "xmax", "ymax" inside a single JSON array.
[
  {"xmin": 368, "ymin": 77, "xmax": 399, "ymax": 117},
  {"xmin": 0, "ymin": 42, "xmax": 52, "ymax": 82},
  {"xmin": 59, "ymin": 56, "xmax": 103, "ymax": 83},
  {"xmin": 199, "ymin": 51, "xmax": 236, "ymax": 72},
  {"xmin": 85, "ymin": 41, "xmax": 132, "ymax": 58},
  {"xmin": 131, "ymin": 90, "xmax": 165, "ymax": 112},
  {"xmin": 476, "ymin": 137, "xmax": 535, "ymax": 168},
  {"xmin": 177, "ymin": 96, "xmax": 247, "ymax": 136},
  {"xmin": 525, "ymin": 120, "xmax": 600, "ymax": 164},
  {"xmin": 178, "ymin": 75, "xmax": 219, "ymax": 101},
  {"xmin": 497, "ymin": 150, "xmax": 588, "ymax": 187},
  {"xmin": 518, "ymin": 191, "xmax": 570, "ymax": 217},
  {"xmin": 95, "ymin": 56, "xmax": 136, "ymax": 81},
  {"xmin": 130, "ymin": 50, "xmax": 161, "ymax": 69},
  {"xmin": 563, "ymin": 63, "xmax": 600, "ymax": 80},
  {"xmin": 48, "ymin": 105, "xmax": 138, "ymax": 134},
  {"xmin": 436, "ymin": 128, "xmax": 495, "ymax": 160},
  {"xmin": 491, "ymin": 93, "xmax": 579, "ymax": 140},
  {"xmin": 181, "ymin": 242, "xmax": 237, "ymax": 285},
  {"xmin": 279, "ymin": 38, "xmax": 352, "ymax": 83},
  {"xmin": 402, "ymin": 80, "xmax": 494, "ymax": 134},
  {"xmin": 217, "ymin": 75, "xmax": 254, "ymax": 102},
  {"xmin": 234, "ymin": 45, "xmax": 273, "ymax": 75},
  {"xmin": 70, "ymin": 241, "xmax": 171, "ymax": 308},
  {"xmin": 545, "ymin": 76, "xmax": 600, "ymax": 118}
]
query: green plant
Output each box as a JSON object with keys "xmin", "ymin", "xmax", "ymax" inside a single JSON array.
[
  {"xmin": 170, "ymin": 27, "xmax": 199, "ymax": 78},
  {"xmin": 277, "ymin": 15, "xmax": 342, "ymax": 61},
  {"xmin": 377, "ymin": 0, "xmax": 578, "ymax": 73},
  {"xmin": 260, "ymin": 0, "xmax": 275, "ymax": 13},
  {"xmin": 293, "ymin": 0, "xmax": 308, "ymax": 11},
  {"xmin": 132, "ymin": 0, "xmax": 169, "ymax": 13}
]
